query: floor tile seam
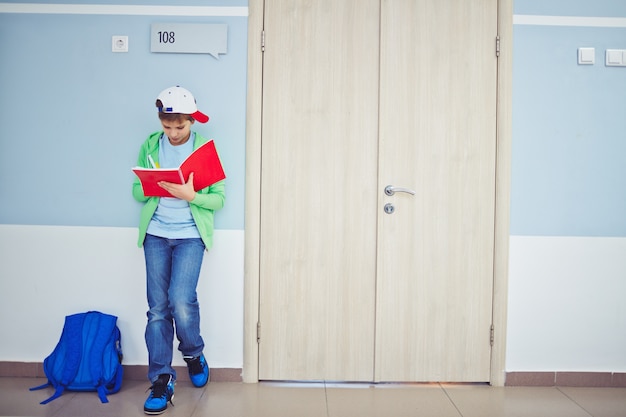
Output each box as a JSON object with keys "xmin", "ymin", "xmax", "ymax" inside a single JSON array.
[
  {"xmin": 323, "ymin": 381, "xmax": 330, "ymax": 417},
  {"xmin": 188, "ymin": 385, "xmax": 209, "ymax": 417},
  {"xmin": 439, "ymin": 383, "xmax": 464, "ymax": 417},
  {"xmin": 555, "ymin": 387, "xmax": 594, "ymax": 417},
  {"xmin": 49, "ymin": 392, "xmax": 77, "ymax": 417}
]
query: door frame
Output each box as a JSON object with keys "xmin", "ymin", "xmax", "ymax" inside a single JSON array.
[{"xmin": 242, "ymin": 0, "xmax": 513, "ymax": 386}]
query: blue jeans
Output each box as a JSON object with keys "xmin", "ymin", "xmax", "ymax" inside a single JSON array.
[{"xmin": 143, "ymin": 234, "xmax": 206, "ymax": 382}]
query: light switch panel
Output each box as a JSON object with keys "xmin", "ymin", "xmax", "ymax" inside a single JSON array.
[
  {"xmin": 578, "ymin": 47, "xmax": 595, "ymax": 65},
  {"xmin": 606, "ymin": 49, "xmax": 626, "ymax": 67}
]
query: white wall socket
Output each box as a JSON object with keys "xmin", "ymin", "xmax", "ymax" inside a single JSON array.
[{"xmin": 112, "ymin": 36, "xmax": 128, "ymax": 53}]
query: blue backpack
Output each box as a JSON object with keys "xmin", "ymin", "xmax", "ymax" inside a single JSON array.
[{"xmin": 30, "ymin": 311, "xmax": 124, "ymax": 404}]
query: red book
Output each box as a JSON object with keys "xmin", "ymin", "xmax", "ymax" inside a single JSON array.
[{"xmin": 132, "ymin": 140, "xmax": 225, "ymax": 197}]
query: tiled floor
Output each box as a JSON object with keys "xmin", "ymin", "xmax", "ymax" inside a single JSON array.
[{"xmin": 2, "ymin": 377, "xmax": 625, "ymax": 417}]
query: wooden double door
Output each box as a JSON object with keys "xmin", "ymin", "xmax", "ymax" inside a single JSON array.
[{"xmin": 258, "ymin": 0, "xmax": 498, "ymax": 382}]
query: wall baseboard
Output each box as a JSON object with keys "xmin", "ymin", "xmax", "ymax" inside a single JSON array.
[
  {"xmin": 506, "ymin": 372, "xmax": 626, "ymax": 387},
  {"xmin": 0, "ymin": 362, "xmax": 242, "ymax": 383},
  {"xmin": 3, "ymin": 363, "xmax": 623, "ymax": 387}
]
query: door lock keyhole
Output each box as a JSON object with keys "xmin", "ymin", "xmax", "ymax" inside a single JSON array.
[{"xmin": 384, "ymin": 203, "xmax": 395, "ymax": 214}]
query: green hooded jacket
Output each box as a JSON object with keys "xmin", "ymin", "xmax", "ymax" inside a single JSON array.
[{"xmin": 132, "ymin": 131, "xmax": 225, "ymax": 249}]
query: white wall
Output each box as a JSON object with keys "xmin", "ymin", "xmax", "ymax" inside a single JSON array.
[
  {"xmin": 0, "ymin": 225, "xmax": 243, "ymax": 371},
  {"xmin": 507, "ymin": 236, "xmax": 626, "ymax": 371},
  {"xmin": 4, "ymin": 225, "xmax": 625, "ymax": 374}
]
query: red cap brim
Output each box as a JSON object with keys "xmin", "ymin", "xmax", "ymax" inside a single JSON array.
[{"xmin": 192, "ymin": 111, "xmax": 209, "ymax": 123}]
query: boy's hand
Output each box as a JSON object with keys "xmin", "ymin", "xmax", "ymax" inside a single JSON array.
[{"xmin": 158, "ymin": 172, "xmax": 196, "ymax": 202}]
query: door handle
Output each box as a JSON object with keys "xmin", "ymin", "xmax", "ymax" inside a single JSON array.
[{"xmin": 384, "ymin": 185, "xmax": 416, "ymax": 196}]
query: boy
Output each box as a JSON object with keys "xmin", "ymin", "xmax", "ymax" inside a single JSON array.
[{"xmin": 132, "ymin": 86, "xmax": 225, "ymax": 414}]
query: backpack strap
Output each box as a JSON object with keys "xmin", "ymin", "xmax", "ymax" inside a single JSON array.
[
  {"xmin": 85, "ymin": 312, "xmax": 118, "ymax": 403},
  {"xmin": 105, "ymin": 327, "xmax": 124, "ymax": 395},
  {"xmin": 37, "ymin": 313, "xmax": 87, "ymax": 404},
  {"xmin": 29, "ymin": 381, "xmax": 51, "ymax": 391}
]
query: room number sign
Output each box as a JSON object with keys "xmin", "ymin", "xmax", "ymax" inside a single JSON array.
[{"xmin": 150, "ymin": 23, "xmax": 227, "ymax": 59}]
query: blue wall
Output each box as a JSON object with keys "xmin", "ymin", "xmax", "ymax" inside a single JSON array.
[
  {"xmin": 0, "ymin": 1, "xmax": 247, "ymax": 230},
  {"xmin": 5, "ymin": 0, "xmax": 624, "ymax": 239},
  {"xmin": 511, "ymin": 3, "xmax": 626, "ymax": 237},
  {"xmin": 514, "ymin": 0, "xmax": 626, "ymax": 17}
]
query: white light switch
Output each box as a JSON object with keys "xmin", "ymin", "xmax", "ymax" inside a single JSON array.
[
  {"xmin": 606, "ymin": 49, "xmax": 626, "ymax": 67},
  {"xmin": 578, "ymin": 47, "xmax": 595, "ymax": 65},
  {"xmin": 112, "ymin": 36, "xmax": 128, "ymax": 53}
]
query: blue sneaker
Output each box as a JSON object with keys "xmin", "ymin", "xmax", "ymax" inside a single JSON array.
[
  {"xmin": 183, "ymin": 354, "xmax": 210, "ymax": 387},
  {"xmin": 144, "ymin": 374, "xmax": 174, "ymax": 415}
]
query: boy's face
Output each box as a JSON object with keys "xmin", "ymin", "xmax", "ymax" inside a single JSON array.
[{"xmin": 160, "ymin": 118, "xmax": 194, "ymax": 146}]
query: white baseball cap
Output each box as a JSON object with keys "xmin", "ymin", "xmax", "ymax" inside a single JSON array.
[{"xmin": 156, "ymin": 86, "xmax": 209, "ymax": 123}]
